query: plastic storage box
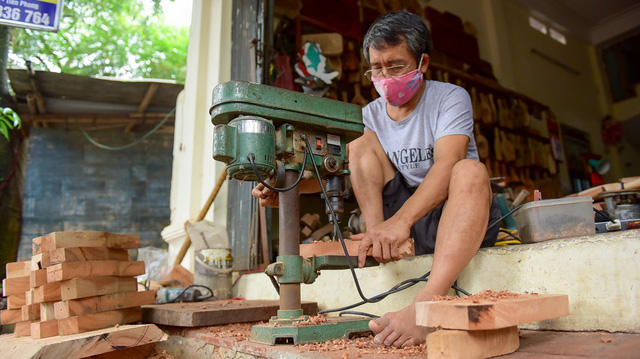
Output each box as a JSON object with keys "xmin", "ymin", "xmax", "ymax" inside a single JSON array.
[{"xmin": 513, "ymin": 196, "xmax": 595, "ymax": 243}]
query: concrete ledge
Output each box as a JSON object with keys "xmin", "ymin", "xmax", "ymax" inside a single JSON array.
[{"xmin": 235, "ymin": 229, "xmax": 640, "ymax": 333}]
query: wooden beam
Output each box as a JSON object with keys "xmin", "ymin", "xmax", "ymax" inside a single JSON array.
[
  {"xmin": 21, "ymin": 303, "xmax": 41, "ymax": 321},
  {"xmin": 427, "ymin": 326, "xmax": 520, "ymax": 359},
  {"xmin": 31, "ymin": 320, "xmax": 59, "ymax": 339},
  {"xmin": 33, "ymin": 282, "xmax": 62, "ymax": 303},
  {"xmin": 7, "ymin": 293, "xmax": 27, "ymax": 309},
  {"xmin": 125, "ymin": 83, "xmax": 160, "ymax": 133},
  {"xmin": 0, "ymin": 324, "xmax": 166, "ymax": 358},
  {"xmin": 46, "ymin": 261, "xmax": 145, "ymax": 282},
  {"xmin": 30, "ymin": 269, "xmax": 48, "ymax": 288},
  {"xmin": 60, "ymin": 276, "xmax": 137, "ymax": 301},
  {"xmin": 40, "ymin": 302, "xmax": 56, "ymax": 321},
  {"xmin": 44, "ymin": 232, "xmax": 140, "ymax": 250},
  {"xmin": 31, "ymin": 252, "xmax": 51, "ymax": 270},
  {"xmin": 2, "ymin": 276, "xmax": 30, "ymax": 296},
  {"xmin": 50, "ymin": 247, "xmax": 129, "ymax": 264},
  {"xmin": 415, "ymin": 294, "xmax": 569, "ymax": 330},
  {"xmin": 1, "ymin": 309, "xmax": 23, "ymax": 324},
  {"xmin": 14, "ymin": 321, "xmax": 33, "ymax": 337},
  {"xmin": 58, "ymin": 307, "xmax": 142, "ymax": 335},
  {"xmin": 6, "ymin": 261, "xmax": 31, "ymax": 278},
  {"xmin": 55, "ymin": 290, "xmax": 156, "ymax": 319}
]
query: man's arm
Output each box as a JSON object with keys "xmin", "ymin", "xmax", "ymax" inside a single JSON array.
[{"xmin": 356, "ymin": 134, "xmax": 470, "ymax": 266}]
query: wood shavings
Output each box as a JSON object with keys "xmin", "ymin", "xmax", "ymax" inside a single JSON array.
[
  {"xmin": 207, "ymin": 322, "xmax": 255, "ymax": 341},
  {"xmin": 601, "ymin": 337, "xmax": 612, "ymax": 343},
  {"xmin": 433, "ymin": 289, "xmax": 538, "ymax": 302},
  {"xmin": 295, "ymin": 336, "xmax": 428, "ymax": 356},
  {"xmin": 292, "ymin": 315, "xmax": 328, "ymax": 326}
]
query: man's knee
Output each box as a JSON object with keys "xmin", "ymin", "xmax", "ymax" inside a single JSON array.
[{"xmin": 450, "ymin": 160, "xmax": 489, "ymax": 191}]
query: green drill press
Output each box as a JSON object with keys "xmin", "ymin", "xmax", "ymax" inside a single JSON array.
[{"xmin": 210, "ymin": 81, "xmax": 373, "ymax": 345}]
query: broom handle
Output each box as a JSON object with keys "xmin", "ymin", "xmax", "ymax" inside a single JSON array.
[{"xmin": 174, "ymin": 169, "xmax": 227, "ymax": 266}]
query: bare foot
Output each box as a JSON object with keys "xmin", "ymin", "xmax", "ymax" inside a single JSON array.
[{"xmin": 368, "ymin": 303, "xmax": 428, "ymax": 348}]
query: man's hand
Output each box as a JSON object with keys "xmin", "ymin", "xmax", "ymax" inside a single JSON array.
[
  {"xmin": 354, "ymin": 217, "xmax": 412, "ymax": 268},
  {"xmin": 251, "ymin": 182, "xmax": 279, "ymax": 207}
]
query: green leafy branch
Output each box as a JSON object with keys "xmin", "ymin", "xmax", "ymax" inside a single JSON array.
[{"xmin": 0, "ymin": 108, "xmax": 22, "ymax": 140}]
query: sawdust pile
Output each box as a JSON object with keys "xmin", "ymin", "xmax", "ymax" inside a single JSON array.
[
  {"xmin": 433, "ymin": 289, "xmax": 539, "ymax": 302},
  {"xmin": 207, "ymin": 322, "xmax": 256, "ymax": 341},
  {"xmin": 295, "ymin": 336, "xmax": 427, "ymax": 356}
]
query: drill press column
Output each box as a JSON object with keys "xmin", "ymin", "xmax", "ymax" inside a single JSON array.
[{"xmin": 279, "ymin": 170, "xmax": 301, "ymax": 312}]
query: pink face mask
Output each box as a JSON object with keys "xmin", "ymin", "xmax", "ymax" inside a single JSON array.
[{"xmin": 372, "ymin": 59, "xmax": 424, "ymax": 107}]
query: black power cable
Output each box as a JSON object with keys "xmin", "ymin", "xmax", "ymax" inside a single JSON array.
[{"xmin": 248, "ymin": 152, "xmax": 308, "ymax": 193}]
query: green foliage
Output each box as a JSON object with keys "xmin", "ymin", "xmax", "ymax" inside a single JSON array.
[
  {"xmin": 0, "ymin": 107, "xmax": 21, "ymax": 140},
  {"xmin": 10, "ymin": 0, "xmax": 188, "ymax": 82}
]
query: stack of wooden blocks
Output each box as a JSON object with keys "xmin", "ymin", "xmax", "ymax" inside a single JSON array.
[
  {"xmin": 1, "ymin": 231, "xmax": 156, "ymax": 339},
  {"xmin": 416, "ymin": 293, "xmax": 570, "ymax": 359}
]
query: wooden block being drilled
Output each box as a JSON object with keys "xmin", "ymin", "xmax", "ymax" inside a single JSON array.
[
  {"xmin": 5, "ymin": 261, "xmax": 30, "ymax": 278},
  {"xmin": 427, "ymin": 326, "xmax": 520, "ymax": 359},
  {"xmin": 50, "ymin": 247, "xmax": 130, "ymax": 264},
  {"xmin": 31, "ymin": 319, "xmax": 59, "ymax": 339},
  {"xmin": 47, "ymin": 261, "xmax": 145, "ymax": 282},
  {"xmin": 55, "ymin": 290, "xmax": 156, "ymax": 319},
  {"xmin": 415, "ymin": 294, "xmax": 569, "ymax": 331},
  {"xmin": 58, "ymin": 307, "xmax": 142, "ymax": 335},
  {"xmin": 2, "ymin": 276, "xmax": 30, "ymax": 296},
  {"xmin": 60, "ymin": 276, "xmax": 138, "ymax": 301},
  {"xmin": 30, "ymin": 269, "xmax": 48, "ymax": 288},
  {"xmin": 45, "ymin": 231, "xmax": 140, "ymax": 250},
  {"xmin": 300, "ymin": 238, "xmax": 415, "ymax": 258}
]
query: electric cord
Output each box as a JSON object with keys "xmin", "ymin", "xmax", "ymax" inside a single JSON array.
[
  {"xmin": 248, "ymin": 151, "xmax": 308, "ymax": 192},
  {"xmin": 167, "ymin": 284, "xmax": 214, "ymax": 303},
  {"xmin": 498, "ymin": 229, "xmax": 521, "ymax": 242},
  {"xmin": 339, "ymin": 311, "xmax": 380, "ymax": 319},
  {"xmin": 80, "ymin": 107, "xmax": 176, "ymax": 151},
  {"xmin": 593, "ymin": 207, "xmax": 613, "ymax": 222},
  {"xmin": 488, "ymin": 203, "xmax": 525, "ymax": 231}
]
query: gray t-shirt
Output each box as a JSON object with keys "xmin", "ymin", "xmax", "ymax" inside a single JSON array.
[{"xmin": 362, "ymin": 80, "xmax": 478, "ymax": 187}]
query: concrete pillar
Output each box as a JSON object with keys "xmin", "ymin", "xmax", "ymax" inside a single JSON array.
[{"xmin": 162, "ymin": 0, "xmax": 232, "ymax": 270}]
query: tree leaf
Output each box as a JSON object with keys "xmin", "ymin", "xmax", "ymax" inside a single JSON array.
[{"xmin": 0, "ymin": 123, "xmax": 9, "ymax": 140}]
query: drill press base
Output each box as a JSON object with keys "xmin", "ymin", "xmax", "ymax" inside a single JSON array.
[{"xmin": 250, "ymin": 316, "xmax": 372, "ymax": 345}]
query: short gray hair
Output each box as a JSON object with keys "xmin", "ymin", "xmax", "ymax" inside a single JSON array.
[{"xmin": 363, "ymin": 10, "xmax": 432, "ymax": 65}]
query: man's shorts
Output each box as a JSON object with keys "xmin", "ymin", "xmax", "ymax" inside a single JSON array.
[{"xmin": 382, "ymin": 172, "xmax": 501, "ymax": 255}]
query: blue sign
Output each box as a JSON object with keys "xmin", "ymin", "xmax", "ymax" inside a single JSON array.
[{"xmin": 0, "ymin": 0, "xmax": 64, "ymax": 32}]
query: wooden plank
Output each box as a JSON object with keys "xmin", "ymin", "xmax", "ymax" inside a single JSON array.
[
  {"xmin": 60, "ymin": 276, "xmax": 137, "ymax": 300},
  {"xmin": 45, "ymin": 231, "xmax": 140, "ymax": 250},
  {"xmin": 30, "ymin": 269, "xmax": 48, "ymax": 288},
  {"xmin": 7, "ymin": 293, "xmax": 27, "ymax": 309},
  {"xmin": 58, "ymin": 307, "xmax": 142, "ymax": 335},
  {"xmin": 0, "ymin": 324, "xmax": 166, "ymax": 359},
  {"xmin": 31, "ymin": 320, "xmax": 59, "ymax": 339},
  {"xmin": 46, "ymin": 260, "xmax": 145, "ymax": 282},
  {"xmin": 6, "ymin": 261, "xmax": 31, "ymax": 278},
  {"xmin": 55, "ymin": 291, "xmax": 156, "ymax": 319},
  {"xmin": 14, "ymin": 321, "xmax": 32, "ymax": 337},
  {"xmin": 90, "ymin": 343, "xmax": 157, "ymax": 359},
  {"xmin": 415, "ymin": 294, "xmax": 569, "ymax": 330},
  {"xmin": 21, "ymin": 303, "xmax": 40, "ymax": 321},
  {"xmin": 33, "ymin": 282, "xmax": 62, "ymax": 303},
  {"xmin": 142, "ymin": 299, "xmax": 319, "ymax": 327},
  {"xmin": 49, "ymin": 247, "xmax": 129, "ymax": 264},
  {"xmin": 2, "ymin": 276, "xmax": 30, "ymax": 296},
  {"xmin": 300, "ymin": 239, "xmax": 414, "ymax": 258},
  {"xmin": 40, "ymin": 302, "xmax": 56, "ymax": 321},
  {"xmin": 31, "ymin": 252, "xmax": 51, "ymax": 270},
  {"xmin": 1, "ymin": 309, "xmax": 23, "ymax": 324},
  {"xmin": 427, "ymin": 326, "xmax": 520, "ymax": 359},
  {"xmin": 168, "ymin": 263, "xmax": 193, "ymax": 286}
]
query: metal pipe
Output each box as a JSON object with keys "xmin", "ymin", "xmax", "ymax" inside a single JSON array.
[{"xmin": 278, "ymin": 170, "xmax": 301, "ymax": 311}]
